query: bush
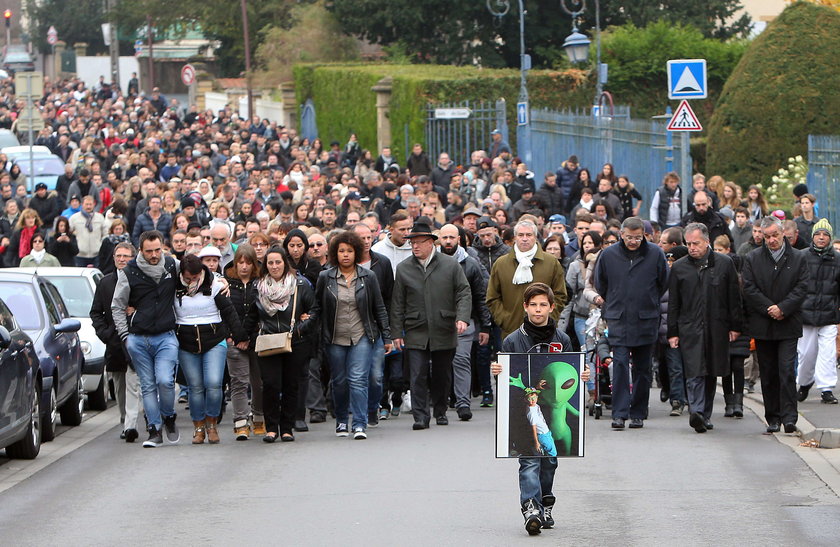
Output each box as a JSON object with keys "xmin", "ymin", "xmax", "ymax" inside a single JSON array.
[
  {"xmin": 293, "ymin": 63, "xmax": 592, "ymax": 160},
  {"xmin": 706, "ymin": 2, "xmax": 840, "ymax": 188},
  {"xmin": 599, "ymin": 21, "xmax": 747, "ymax": 121}
]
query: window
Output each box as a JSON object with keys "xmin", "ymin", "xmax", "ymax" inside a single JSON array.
[
  {"xmin": 40, "ymin": 283, "xmax": 60, "ymax": 325},
  {"xmin": 43, "ymin": 277, "xmax": 91, "ymax": 318},
  {"xmin": 0, "ymin": 298, "xmax": 17, "ymax": 331},
  {"xmin": 0, "ymin": 282, "xmax": 42, "ymax": 330}
]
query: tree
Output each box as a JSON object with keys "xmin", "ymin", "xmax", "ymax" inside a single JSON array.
[
  {"xmin": 328, "ymin": 0, "xmax": 752, "ymax": 69},
  {"xmin": 25, "ymin": 0, "xmax": 109, "ymax": 54},
  {"xmin": 255, "ymin": 1, "xmax": 359, "ymax": 86},
  {"xmin": 706, "ymin": 2, "xmax": 840, "ymax": 188}
]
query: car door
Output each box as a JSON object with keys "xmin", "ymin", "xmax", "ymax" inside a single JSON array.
[
  {"xmin": 45, "ymin": 281, "xmax": 81, "ymax": 379},
  {"xmin": 38, "ymin": 281, "xmax": 74, "ymax": 401},
  {"xmin": 0, "ymin": 298, "xmax": 29, "ymax": 441}
]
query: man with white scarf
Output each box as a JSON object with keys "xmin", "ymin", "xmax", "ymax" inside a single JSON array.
[{"xmin": 487, "ymin": 220, "xmax": 567, "ymax": 339}]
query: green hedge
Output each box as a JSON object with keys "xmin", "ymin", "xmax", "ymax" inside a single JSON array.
[
  {"xmin": 706, "ymin": 2, "xmax": 840, "ymax": 188},
  {"xmin": 293, "ymin": 63, "xmax": 593, "ymax": 160}
]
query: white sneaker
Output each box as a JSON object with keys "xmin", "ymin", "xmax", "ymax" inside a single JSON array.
[{"xmin": 401, "ymin": 391, "xmax": 412, "ymax": 413}]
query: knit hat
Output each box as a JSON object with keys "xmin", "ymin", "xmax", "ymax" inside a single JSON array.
[{"xmin": 812, "ymin": 218, "xmax": 833, "ymax": 239}]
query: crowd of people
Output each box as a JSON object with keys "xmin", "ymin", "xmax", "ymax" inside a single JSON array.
[{"xmin": 2, "ymin": 74, "xmax": 838, "ymax": 536}]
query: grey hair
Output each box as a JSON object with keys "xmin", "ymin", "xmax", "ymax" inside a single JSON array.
[
  {"xmin": 759, "ymin": 216, "xmax": 782, "ymax": 231},
  {"xmin": 514, "ymin": 219, "xmax": 538, "ymax": 235},
  {"xmin": 620, "ymin": 216, "xmax": 644, "ymax": 232},
  {"xmin": 684, "ymin": 222, "xmax": 709, "ymax": 241}
]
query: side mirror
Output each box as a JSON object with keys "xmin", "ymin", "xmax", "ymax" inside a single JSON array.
[
  {"xmin": 0, "ymin": 326, "xmax": 10, "ymax": 349},
  {"xmin": 54, "ymin": 318, "xmax": 82, "ymax": 333}
]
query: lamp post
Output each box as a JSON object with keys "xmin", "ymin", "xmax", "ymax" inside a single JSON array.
[
  {"xmin": 240, "ymin": 0, "xmax": 254, "ymax": 121},
  {"xmin": 560, "ymin": 0, "xmax": 606, "ymax": 114},
  {"xmin": 487, "ymin": 0, "xmax": 531, "ymax": 164}
]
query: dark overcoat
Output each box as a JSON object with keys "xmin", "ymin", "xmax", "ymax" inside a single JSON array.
[{"xmin": 666, "ymin": 251, "xmax": 744, "ymax": 377}]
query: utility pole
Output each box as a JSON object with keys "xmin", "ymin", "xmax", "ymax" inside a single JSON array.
[
  {"xmin": 106, "ymin": 0, "xmax": 120, "ymax": 91},
  {"xmin": 146, "ymin": 15, "xmax": 154, "ymax": 92},
  {"xmin": 240, "ymin": 0, "xmax": 253, "ymax": 119}
]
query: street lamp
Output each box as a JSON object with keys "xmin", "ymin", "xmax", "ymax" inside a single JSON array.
[
  {"xmin": 487, "ymin": 0, "xmax": 531, "ymax": 164},
  {"xmin": 560, "ymin": 0, "xmax": 607, "ymax": 113}
]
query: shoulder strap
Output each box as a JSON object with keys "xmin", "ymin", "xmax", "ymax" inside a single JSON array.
[{"xmin": 289, "ymin": 282, "xmax": 299, "ymax": 330}]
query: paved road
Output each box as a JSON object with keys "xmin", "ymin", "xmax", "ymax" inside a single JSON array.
[{"xmin": 1, "ymin": 390, "xmax": 839, "ymax": 546}]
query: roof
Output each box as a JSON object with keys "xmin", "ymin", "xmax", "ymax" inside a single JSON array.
[
  {"xmin": 217, "ymin": 78, "xmax": 246, "ymax": 90},
  {"xmin": 5, "ymin": 267, "xmax": 102, "ymax": 278}
]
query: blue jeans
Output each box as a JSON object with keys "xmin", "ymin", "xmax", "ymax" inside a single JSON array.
[
  {"xmin": 326, "ymin": 338, "xmax": 373, "ymax": 430},
  {"xmin": 367, "ymin": 337, "xmax": 385, "ymax": 414},
  {"xmin": 667, "ymin": 346, "xmax": 686, "ymax": 404},
  {"xmin": 179, "ymin": 342, "xmax": 227, "ymax": 421},
  {"xmin": 127, "ymin": 331, "xmax": 178, "ymax": 428},
  {"xmin": 519, "ymin": 456, "xmax": 557, "ymax": 506}
]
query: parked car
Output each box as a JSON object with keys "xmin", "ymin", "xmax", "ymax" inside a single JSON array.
[
  {"xmin": 0, "ymin": 129, "xmax": 20, "ymax": 149},
  {"xmin": 0, "ymin": 146, "xmax": 65, "ymax": 191},
  {"xmin": 0, "ymin": 271, "xmax": 83, "ymax": 442},
  {"xmin": 9, "ymin": 267, "xmax": 108, "ymax": 410},
  {"xmin": 0, "ymin": 297, "xmax": 41, "ymax": 459},
  {"xmin": 1, "ymin": 45, "xmax": 35, "ymax": 74}
]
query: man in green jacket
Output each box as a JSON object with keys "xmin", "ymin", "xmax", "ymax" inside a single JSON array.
[
  {"xmin": 487, "ymin": 220, "xmax": 568, "ymax": 339},
  {"xmin": 391, "ymin": 221, "xmax": 472, "ymax": 430}
]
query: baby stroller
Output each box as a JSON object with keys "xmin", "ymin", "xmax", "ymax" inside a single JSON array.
[{"xmin": 584, "ymin": 309, "xmax": 612, "ymax": 419}]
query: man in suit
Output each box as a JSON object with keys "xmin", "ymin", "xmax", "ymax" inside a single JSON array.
[
  {"xmin": 595, "ymin": 217, "xmax": 669, "ymax": 429},
  {"xmin": 390, "ymin": 221, "xmax": 472, "ymax": 430},
  {"xmin": 742, "ymin": 216, "xmax": 810, "ymax": 433}
]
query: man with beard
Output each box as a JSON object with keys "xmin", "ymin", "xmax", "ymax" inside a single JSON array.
[
  {"xmin": 438, "ymin": 224, "xmax": 491, "ymax": 420},
  {"xmin": 372, "ymin": 212, "xmax": 413, "ymax": 275},
  {"xmin": 667, "ymin": 223, "xmax": 743, "ymax": 433},
  {"xmin": 680, "ymin": 191, "xmax": 732, "ymax": 246}
]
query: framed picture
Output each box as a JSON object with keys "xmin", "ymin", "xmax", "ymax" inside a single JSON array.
[{"xmin": 495, "ymin": 352, "xmax": 585, "ymax": 458}]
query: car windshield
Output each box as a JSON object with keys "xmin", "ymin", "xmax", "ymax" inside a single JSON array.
[
  {"xmin": 14, "ymin": 156, "xmax": 65, "ymax": 176},
  {"xmin": 0, "ymin": 282, "xmax": 42, "ymax": 330},
  {"xmin": 42, "ymin": 277, "xmax": 93, "ymax": 317}
]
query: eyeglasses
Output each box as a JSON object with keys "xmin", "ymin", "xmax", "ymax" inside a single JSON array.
[
  {"xmin": 251, "ymin": 242, "xmax": 267, "ymax": 248},
  {"xmin": 623, "ymin": 235, "xmax": 644, "ymax": 242}
]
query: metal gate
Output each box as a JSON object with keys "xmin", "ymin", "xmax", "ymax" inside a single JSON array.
[
  {"xmin": 528, "ymin": 108, "xmax": 686, "ymax": 206},
  {"xmin": 300, "ymin": 99, "xmax": 317, "ymax": 142},
  {"xmin": 425, "ymin": 100, "xmax": 508, "ymax": 168},
  {"xmin": 808, "ymin": 134, "xmax": 840, "ymax": 230}
]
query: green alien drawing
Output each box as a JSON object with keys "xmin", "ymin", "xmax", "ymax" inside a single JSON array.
[{"xmin": 537, "ymin": 361, "xmax": 579, "ymax": 455}]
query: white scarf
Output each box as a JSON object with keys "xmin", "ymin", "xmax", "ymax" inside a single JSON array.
[
  {"xmin": 30, "ymin": 249, "xmax": 47, "ymax": 264},
  {"xmin": 513, "ymin": 244, "xmax": 538, "ymax": 285}
]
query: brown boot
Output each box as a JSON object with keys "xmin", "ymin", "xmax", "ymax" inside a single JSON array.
[
  {"xmin": 206, "ymin": 417, "xmax": 220, "ymax": 444},
  {"xmin": 192, "ymin": 420, "xmax": 206, "ymax": 444}
]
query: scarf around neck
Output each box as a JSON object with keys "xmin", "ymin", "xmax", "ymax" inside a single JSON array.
[
  {"xmin": 258, "ymin": 274, "xmax": 296, "ymax": 316},
  {"xmin": 513, "ymin": 244, "xmax": 538, "ymax": 284},
  {"xmin": 523, "ymin": 317, "xmax": 557, "ymax": 346},
  {"xmin": 179, "ymin": 270, "xmax": 206, "ymax": 298},
  {"xmin": 81, "ymin": 210, "xmax": 94, "ymax": 232},
  {"xmin": 19, "ymin": 226, "xmax": 37, "ymax": 258},
  {"xmin": 29, "ymin": 248, "xmax": 47, "ymax": 264}
]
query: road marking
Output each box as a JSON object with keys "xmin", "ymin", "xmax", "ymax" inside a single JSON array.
[{"xmin": 0, "ymin": 406, "xmax": 118, "ymax": 494}]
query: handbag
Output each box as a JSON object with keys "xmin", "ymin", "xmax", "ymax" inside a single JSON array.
[{"xmin": 255, "ymin": 283, "xmax": 298, "ymax": 356}]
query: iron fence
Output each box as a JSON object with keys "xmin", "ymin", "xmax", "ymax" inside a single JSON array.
[
  {"xmin": 424, "ymin": 100, "xmax": 508, "ymax": 168},
  {"xmin": 808, "ymin": 135, "xmax": 840, "ymax": 229}
]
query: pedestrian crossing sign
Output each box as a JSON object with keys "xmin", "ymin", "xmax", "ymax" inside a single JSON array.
[
  {"xmin": 667, "ymin": 59, "xmax": 707, "ymax": 100},
  {"xmin": 667, "ymin": 100, "xmax": 703, "ymax": 132}
]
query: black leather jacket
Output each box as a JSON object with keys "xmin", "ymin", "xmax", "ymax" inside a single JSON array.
[
  {"xmin": 312, "ymin": 265, "xmax": 391, "ymax": 346},
  {"xmin": 243, "ymin": 277, "xmax": 317, "ymax": 347}
]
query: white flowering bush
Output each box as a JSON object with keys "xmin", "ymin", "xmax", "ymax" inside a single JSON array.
[{"xmin": 760, "ymin": 155, "xmax": 808, "ymax": 209}]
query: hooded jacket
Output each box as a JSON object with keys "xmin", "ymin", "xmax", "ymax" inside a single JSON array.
[{"xmin": 282, "ymin": 228, "xmax": 323, "ymax": 287}]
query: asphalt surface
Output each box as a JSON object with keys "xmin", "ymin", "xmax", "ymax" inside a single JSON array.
[{"xmin": 1, "ymin": 387, "xmax": 839, "ymax": 546}]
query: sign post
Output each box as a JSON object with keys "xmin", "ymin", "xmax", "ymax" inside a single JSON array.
[
  {"xmin": 666, "ymin": 59, "xmax": 707, "ymax": 215},
  {"xmin": 181, "ymin": 64, "xmax": 197, "ymax": 110}
]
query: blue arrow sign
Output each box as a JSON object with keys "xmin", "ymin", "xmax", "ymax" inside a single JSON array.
[{"xmin": 517, "ymin": 102, "xmax": 529, "ymax": 126}]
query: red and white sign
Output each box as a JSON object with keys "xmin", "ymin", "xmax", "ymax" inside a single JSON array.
[
  {"xmin": 667, "ymin": 100, "xmax": 703, "ymax": 132},
  {"xmin": 47, "ymin": 26, "xmax": 58, "ymax": 46},
  {"xmin": 180, "ymin": 64, "xmax": 196, "ymax": 86}
]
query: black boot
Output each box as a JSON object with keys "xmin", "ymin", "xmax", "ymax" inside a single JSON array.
[
  {"xmin": 521, "ymin": 498, "xmax": 542, "ymax": 535},
  {"xmin": 732, "ymin": 394, "xmax": 744, "ymax": 418},
  {"xmin": 723, "ymin": 394, "xmax": 734, "ymax": 417}
]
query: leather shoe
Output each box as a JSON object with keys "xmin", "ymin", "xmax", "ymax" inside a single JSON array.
[
  {"xmin": 413, "ymin": 421, "xmax": 429, "ymax": 430},
  {"xmin": 457, "ymin": 407, "xmax": 472, "ymax": 421},
  {"xmin": 689, "ymin": 412, "xmax": 707, "ymax": 433},
  {"xmin": 784, "ymin": 422, "xmax": 797, "ymax": 433},
  {"xmin": 797, "ymin": 382, "xmax": 813, "ymax": 402},
  {"xmin": 628, "ymin": 418, "xmax": 644, "ymax": 429},
  {"xmin": 293, "ymin": 420, "xmax": 309, "ymax": 432},
  {"xmin": 766, "ymin": 422, "xmax": 781, "ymax": 433},
  {"xmin": 436, "ymin": 415, "xmax": 449, "ymax": 426},
  {"xmin": 704, "ymin": 420, "xmax": 714, "ymax": 430},
  {"xmin": 611, "ymin": 418, "xmax": 625, "ymax": 429}
]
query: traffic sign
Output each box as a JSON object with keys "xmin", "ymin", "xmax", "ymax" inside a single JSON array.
[
  {"xmin": 434, "ymin": 108, "xmax": 471, "ymax": 119},
  {"xmin": 667, "ymin": 59, "xmax": 707, "ymax": 100},
  {"xmin": 667, "ymin": 100, "xmax": 703, "ymax": 132},
  {"xmin": 16, "ymin": 72, "xmax": 43, "ymax": 101},
  {"xmin": 181, "ymin": 64, "xmax": 196, "ymax": 86},
  {"xmin": 517, "ymin": 102, "xmax": 529, "ymax": 126},
  {"xmin": 47, "ymin": 26, "xmax": 58, "ymax": 46}
]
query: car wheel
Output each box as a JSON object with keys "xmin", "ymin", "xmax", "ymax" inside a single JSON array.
[
  {"xmin": 41, "ymin": 385, "xmax": 57, "ymax": 442},
  {"xmin": 87, "ymin": 371, "xmax": 108, "ymax": 411},
  {"xmin": 6, "ymin": 381, "xmax": 42, "ymax": 459},
  {"xmin": 59, "ymin": 377, "xmax": 84, "ymax": 426}
]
